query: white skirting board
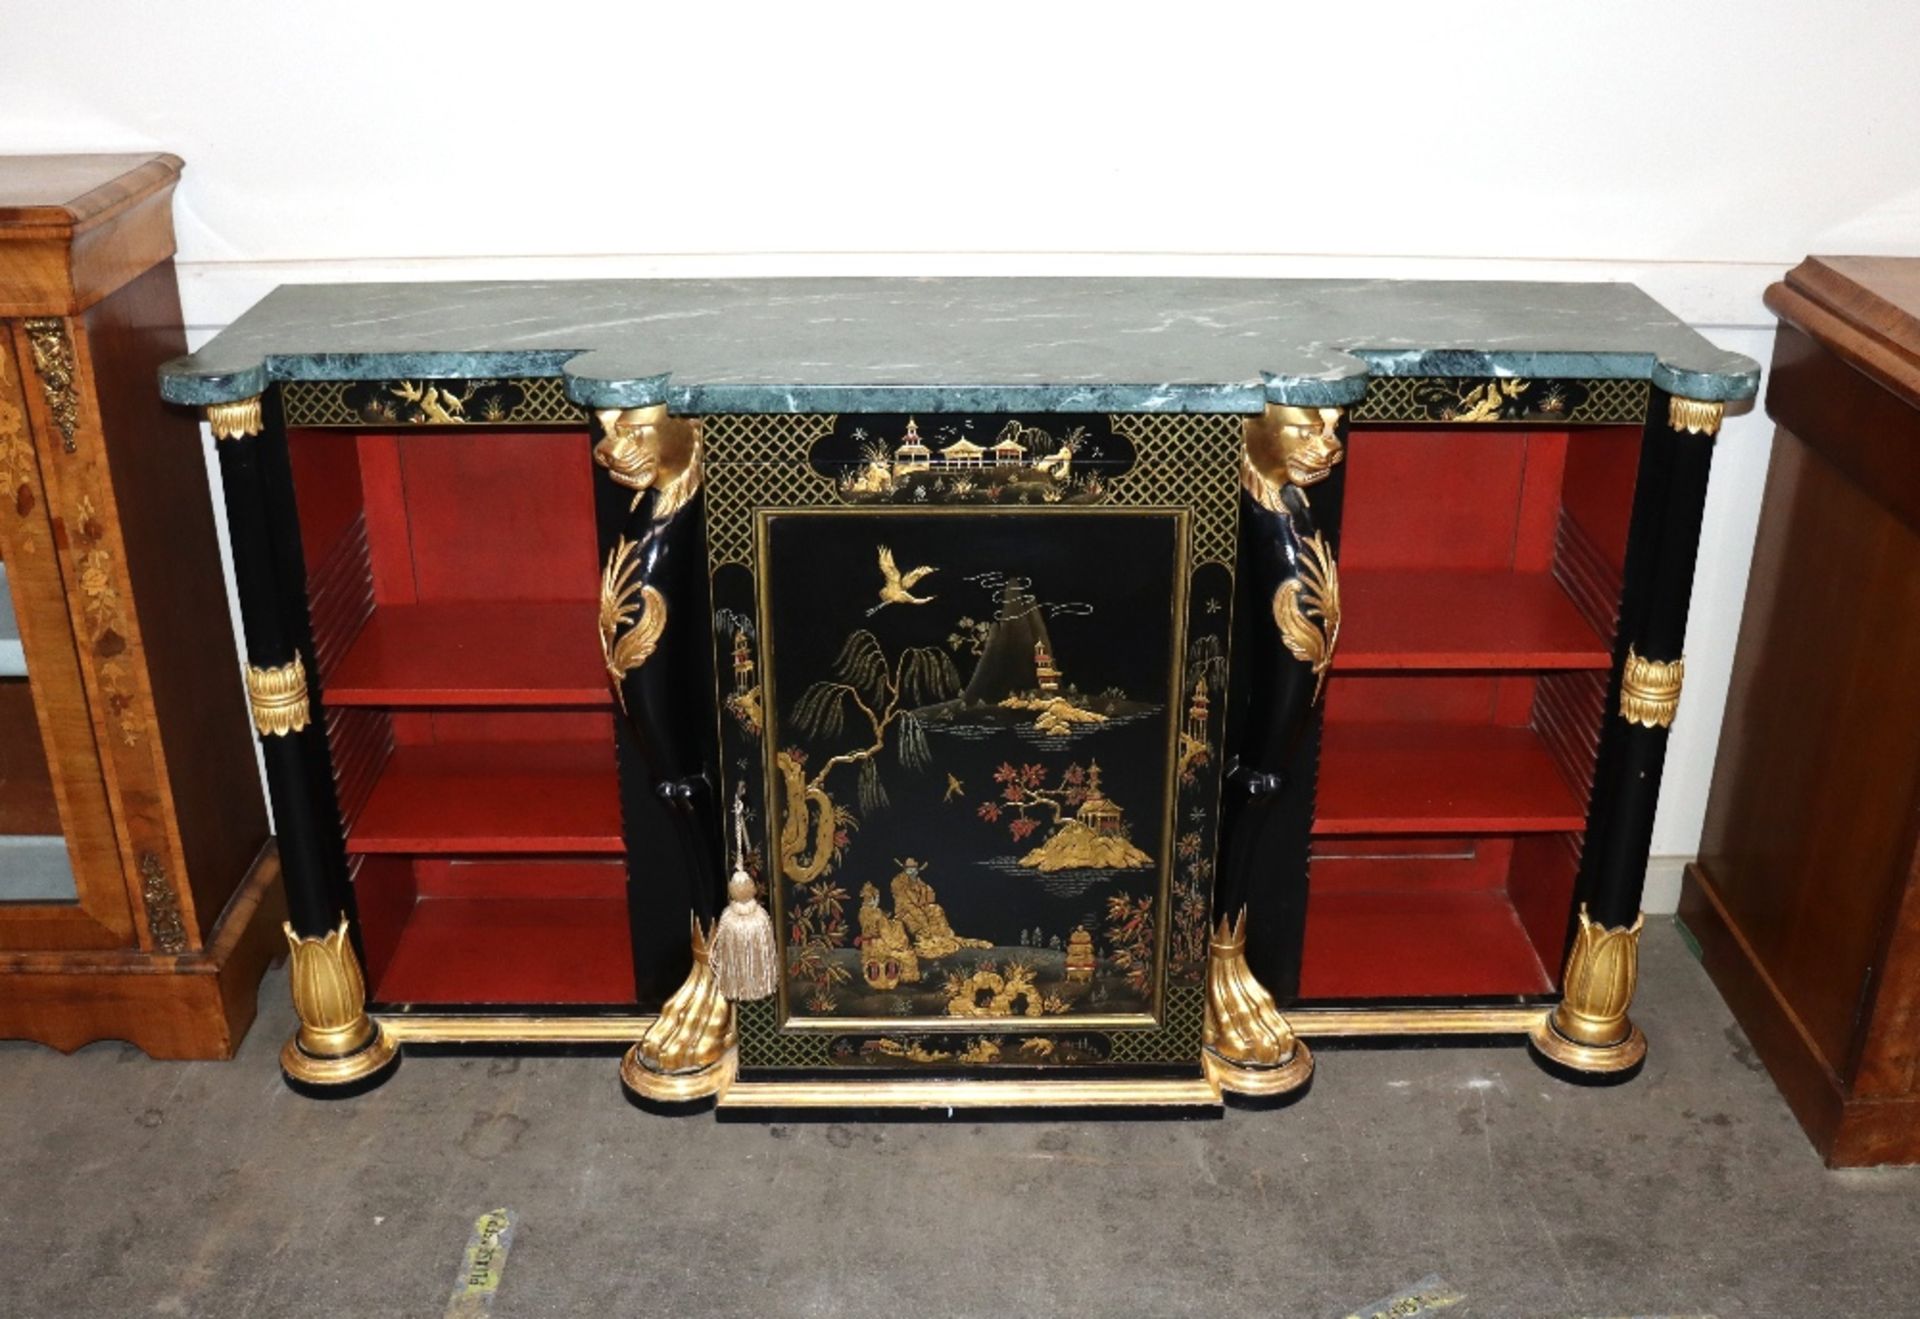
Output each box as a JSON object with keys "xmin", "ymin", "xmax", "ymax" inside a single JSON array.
[{"xmin": 1642, "ymin": 855, "xmax": 1691, "ymax": 915}]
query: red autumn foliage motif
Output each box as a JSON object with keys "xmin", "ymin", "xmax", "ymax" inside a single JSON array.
[
  {"xmin": 978, "ymin": 760, "xmax": 1095, "ymax": 843},
  {"xmin": 1104, "ymin": 893, "xmax": 1156, "ymax": 994}
]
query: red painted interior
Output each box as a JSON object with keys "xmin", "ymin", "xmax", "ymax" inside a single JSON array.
[
  {"xmin": 1305, "ymin": 423, "xmax": 1639, "ymax": 1000},
  {"xmin": 1338, "ymin": 429, "xmax": 1567, "ymax": 572},
  {"xmin": 288, "ymin": 426, "xmax": 632, "ymax": 1006},
  {"xmin": 1298, "ymin": 885, "xmax": 1555, "ymax": 999},
  {"xmin": 358, "ymin": 858, "xmax": 633, "ymax": 1005},
  {"xmin": 286, "ymin": 429, "xmax": 367, "ymax": 572},
  {"xmin": 1315, "ymin": 724, "xmax": 1588, "ymax": 835},
  {"xmin": 387, "ymin": 709, "xmax": 610, "ymax": 748},
  {"xmin": 324, "ymin": 601, "xmax": 611, "ymax": 707},
  {"xmin": 356, "ymin": 430, "xmax": 598, "ymax": 604},
  {"xmin": 1325, "ymin": 674, "xmax": 1539, "ymax": 727},
  {"xmin": 347, "ymin": 738, "xmax": 623, "ymax": 856},
  {"xmin": 1559, "ymin": 426, "xmax": 1642, "ymax": 571},
  {"xmin": 1339, "ymin": 571, "xmax": 1611, "ymax": 670}
]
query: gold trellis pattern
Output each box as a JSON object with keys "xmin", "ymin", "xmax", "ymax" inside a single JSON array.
[
  {"xmin": 280, "ymin": 377, "xmax": 585, "ymax": 427},
  {"xmin": 701, "ymin": 412, "xmax": 1242, "ymax": 571},
  {"xmin": 1105, "ymin": 414, "xmax": 1241, "ymax": 568},
  {"xmin": 279, "ymin": 375, "xmax": 1649, "ymax": 429},
  {"xmin": 698, "ymin": 414, "xmax": 842, "ymax": 569},
  {"xmin": 1351, "ymin": 375, "xmax": 1649, "ymax": 425}
]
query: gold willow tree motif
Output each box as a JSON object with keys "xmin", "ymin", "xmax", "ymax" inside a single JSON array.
[
  {"xmin": 1272, "ymin": 531, "xmax": 1341, "ymax": 703},
  {"xmin": 780, "ymin": 631, "xmax": 961, "ymax": 883},
  {"xmin": 598, "ymin": 537, "xmax": 665, "ymax": 711}
]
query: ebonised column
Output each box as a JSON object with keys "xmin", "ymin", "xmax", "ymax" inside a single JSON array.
[
  {"xmin": 1530, "ymin": 388, "xmax": 1722, "ymax": 1076},
  {"xmin": 1207, "ymin": 402, "xmax": 1348, "ymax": 1102},
  {"xmin": 588, "ymin": 404, "xmax": 735, "ymax": 1108},
  {"xmin": 205, "ymin": 393, "xmax": 395, "ymax": 1092}
]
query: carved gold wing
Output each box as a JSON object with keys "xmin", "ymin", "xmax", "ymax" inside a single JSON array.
[
  {"xmin": 1271, "ymin": 530, "xmax": 1340, "ymax": 703},
  {"xmin": 599, "ymin": 536, "xmax": 667, "ymax": 709}
]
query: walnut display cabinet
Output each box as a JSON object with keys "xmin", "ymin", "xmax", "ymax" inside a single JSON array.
[
  {"xmin": 1683, "ymin": 257, "xmax": 1920, "ymax": 1165},
  {"xmin": 0, "ymin": 153, "xmax": 279, "ymax": 1058},
  {"xmin": 158, "ymin": 278, "xmax": 1756, "ymax": 1113}
]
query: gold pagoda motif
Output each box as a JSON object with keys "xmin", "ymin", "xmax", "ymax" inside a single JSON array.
[
  {"xmin": 1076, "ymin": 762, "xmax": 1123, "ymax": 836},
  {"xmin": 1185, "ymin": 675, "xmax": 1211, "ymax": 743},
  {"xmin": 1065, "ymin": 927, "xmax": 1096, "ymax": 983},
  {"xmin": 1034, "ymin": 640, "xmax": 1062, "ymax": 694},
  {"xmin": 891, "ymin": 418, "xmax": 933, "ymax": 476}
]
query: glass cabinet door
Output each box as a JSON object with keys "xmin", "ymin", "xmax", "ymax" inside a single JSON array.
[
  {"xmin": 0, "ymin": 558, "xmax": 79, "ymax": 903},
  {"xmin": 0, "ymin": 339, "xmax": 130, "ymax": 951}
]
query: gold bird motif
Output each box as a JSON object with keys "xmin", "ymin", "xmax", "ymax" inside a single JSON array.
[
  {"xmin": 868, "ymin": 544, "xmax": 937, "ymax": 615},
  {"xmin": 944, "ymin": 773, "xmax": 965, "ymax": 802}
]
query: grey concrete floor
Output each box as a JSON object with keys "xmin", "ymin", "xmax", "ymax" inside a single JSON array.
[{"xmin": 3, "ymin": 920, "xmax": 1917, "ymax": 1318}]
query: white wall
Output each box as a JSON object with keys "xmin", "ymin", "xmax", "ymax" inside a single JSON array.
[{"xmin": 4, "ymin": 1, "xmax": 1917, "ymax": 910}]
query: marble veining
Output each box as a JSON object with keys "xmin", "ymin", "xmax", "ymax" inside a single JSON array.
[{"xmin": 157, "ymin": 277, "xmax": 1759, "ymax": 411}]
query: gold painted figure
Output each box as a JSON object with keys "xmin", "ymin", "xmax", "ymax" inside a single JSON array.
[
  {"xmin": 890, "ymin": 858, "xmax": 990, "ymax": 960},
  {"xmin": 857, "ymin": 882, "xmax": 921, "ymax": 990}
]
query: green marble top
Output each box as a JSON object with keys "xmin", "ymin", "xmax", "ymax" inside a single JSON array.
[{"xmin": 158, "ymin": 277, "xmax": 1758, "ymax": 413}]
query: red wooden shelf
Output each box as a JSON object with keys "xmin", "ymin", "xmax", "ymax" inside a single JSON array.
[
  {"xmin": 1298, "ymin": 889, "xmax": 1554, "ymax": 999},
  {"xmin": 1314, "ymin": 722, "xmax": 1587, "ymax": 835},
  {"xmin": 324, "ymin": 600, "xmax": 611, "ymax": 707},
  {"xmin": 1337, "ymin": 570, "xmax": 1611, "ymax": 671},
  {"xmin": 347, "ymin": 741, "xmax": 623, "ymax": 854},
  {"xmin": 369, "ymin": 895, "xmax": 635, "ymax": 1004}
]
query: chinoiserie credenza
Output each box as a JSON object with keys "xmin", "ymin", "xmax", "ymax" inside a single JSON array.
[
  {"xmin": 157, "ymin": 278, "xmax": 1757, "ymax": 1115},
  {"xmin": 0, "ymin": 153, "xmax": 279, "ymax": 1058}
]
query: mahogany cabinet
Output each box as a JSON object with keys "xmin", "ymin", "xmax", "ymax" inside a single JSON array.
[
  {"xmin": 0, "ymin": 153, "xmax": 280, "ymax": 1057},
  {"xmin": 1683, "ymin": 256, "xmax": 1920, "ymax": 1166},
  {"xmin": 157, "ymin": 278, "xmax": 1756, "ymax": 1113}
]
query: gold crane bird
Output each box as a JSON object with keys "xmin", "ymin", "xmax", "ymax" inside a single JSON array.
[{"xmin": 868, "ymin": 544, "xmax": 937, "ymax": 615}]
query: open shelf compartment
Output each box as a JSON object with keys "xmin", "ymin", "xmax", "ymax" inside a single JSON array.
[
  {"xmin": 346, "ymin": 731, "xmax": 623, "ymax": 856},
  {"xmin": 1302, "ymin": 421, "xmax": 1640, "ymax": 1002},
  {"xmin": 324, "ymin": 600, "xmax": 611, "ymax": 708},
  {"xmin": 286, "ymin": 421, "xmax": 636, "ymax": 1007},
  {"xmin": 1299, "ymin": 835, "xmax": 1576, "ymax": 999},
  {"xmin": 358, "ymin": 857, "xmax": 635, "ymax": 1006}
]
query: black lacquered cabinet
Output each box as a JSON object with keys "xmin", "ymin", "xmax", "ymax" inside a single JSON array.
[{"xmin": 158, "ymin": 277, "xmax": 1756, "ymax": 1115}]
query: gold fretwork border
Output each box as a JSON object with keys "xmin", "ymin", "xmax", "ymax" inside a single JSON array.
[
  {"xmin": 1351, "ymin": 376, "xmax": 1649, "ymax": 425},
  {"xmin": 280, "ymin": 377, "xmax": 587, "ymax": 427},
  {"xmin": 733, "ymin": 984, "xmax": 1206, "ymax": 1069},
  {"xmin": 717, "ymin": 1075, "xmax": 1221, "ymax": 1110},
  {"xmin": 281, "ymin": 375, "xmax": 1650, "ymax": 430},
  {"xmin": 367, "ymin": 998, "xmax": 1552, "ymax": 1047},
  {"xmin": 701, "ymin": 414, "xmax": 843, "ymax": 568},
  {"xmin": 702, "ymin": 413, "xmax": 1241, "ymax": 570}
]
